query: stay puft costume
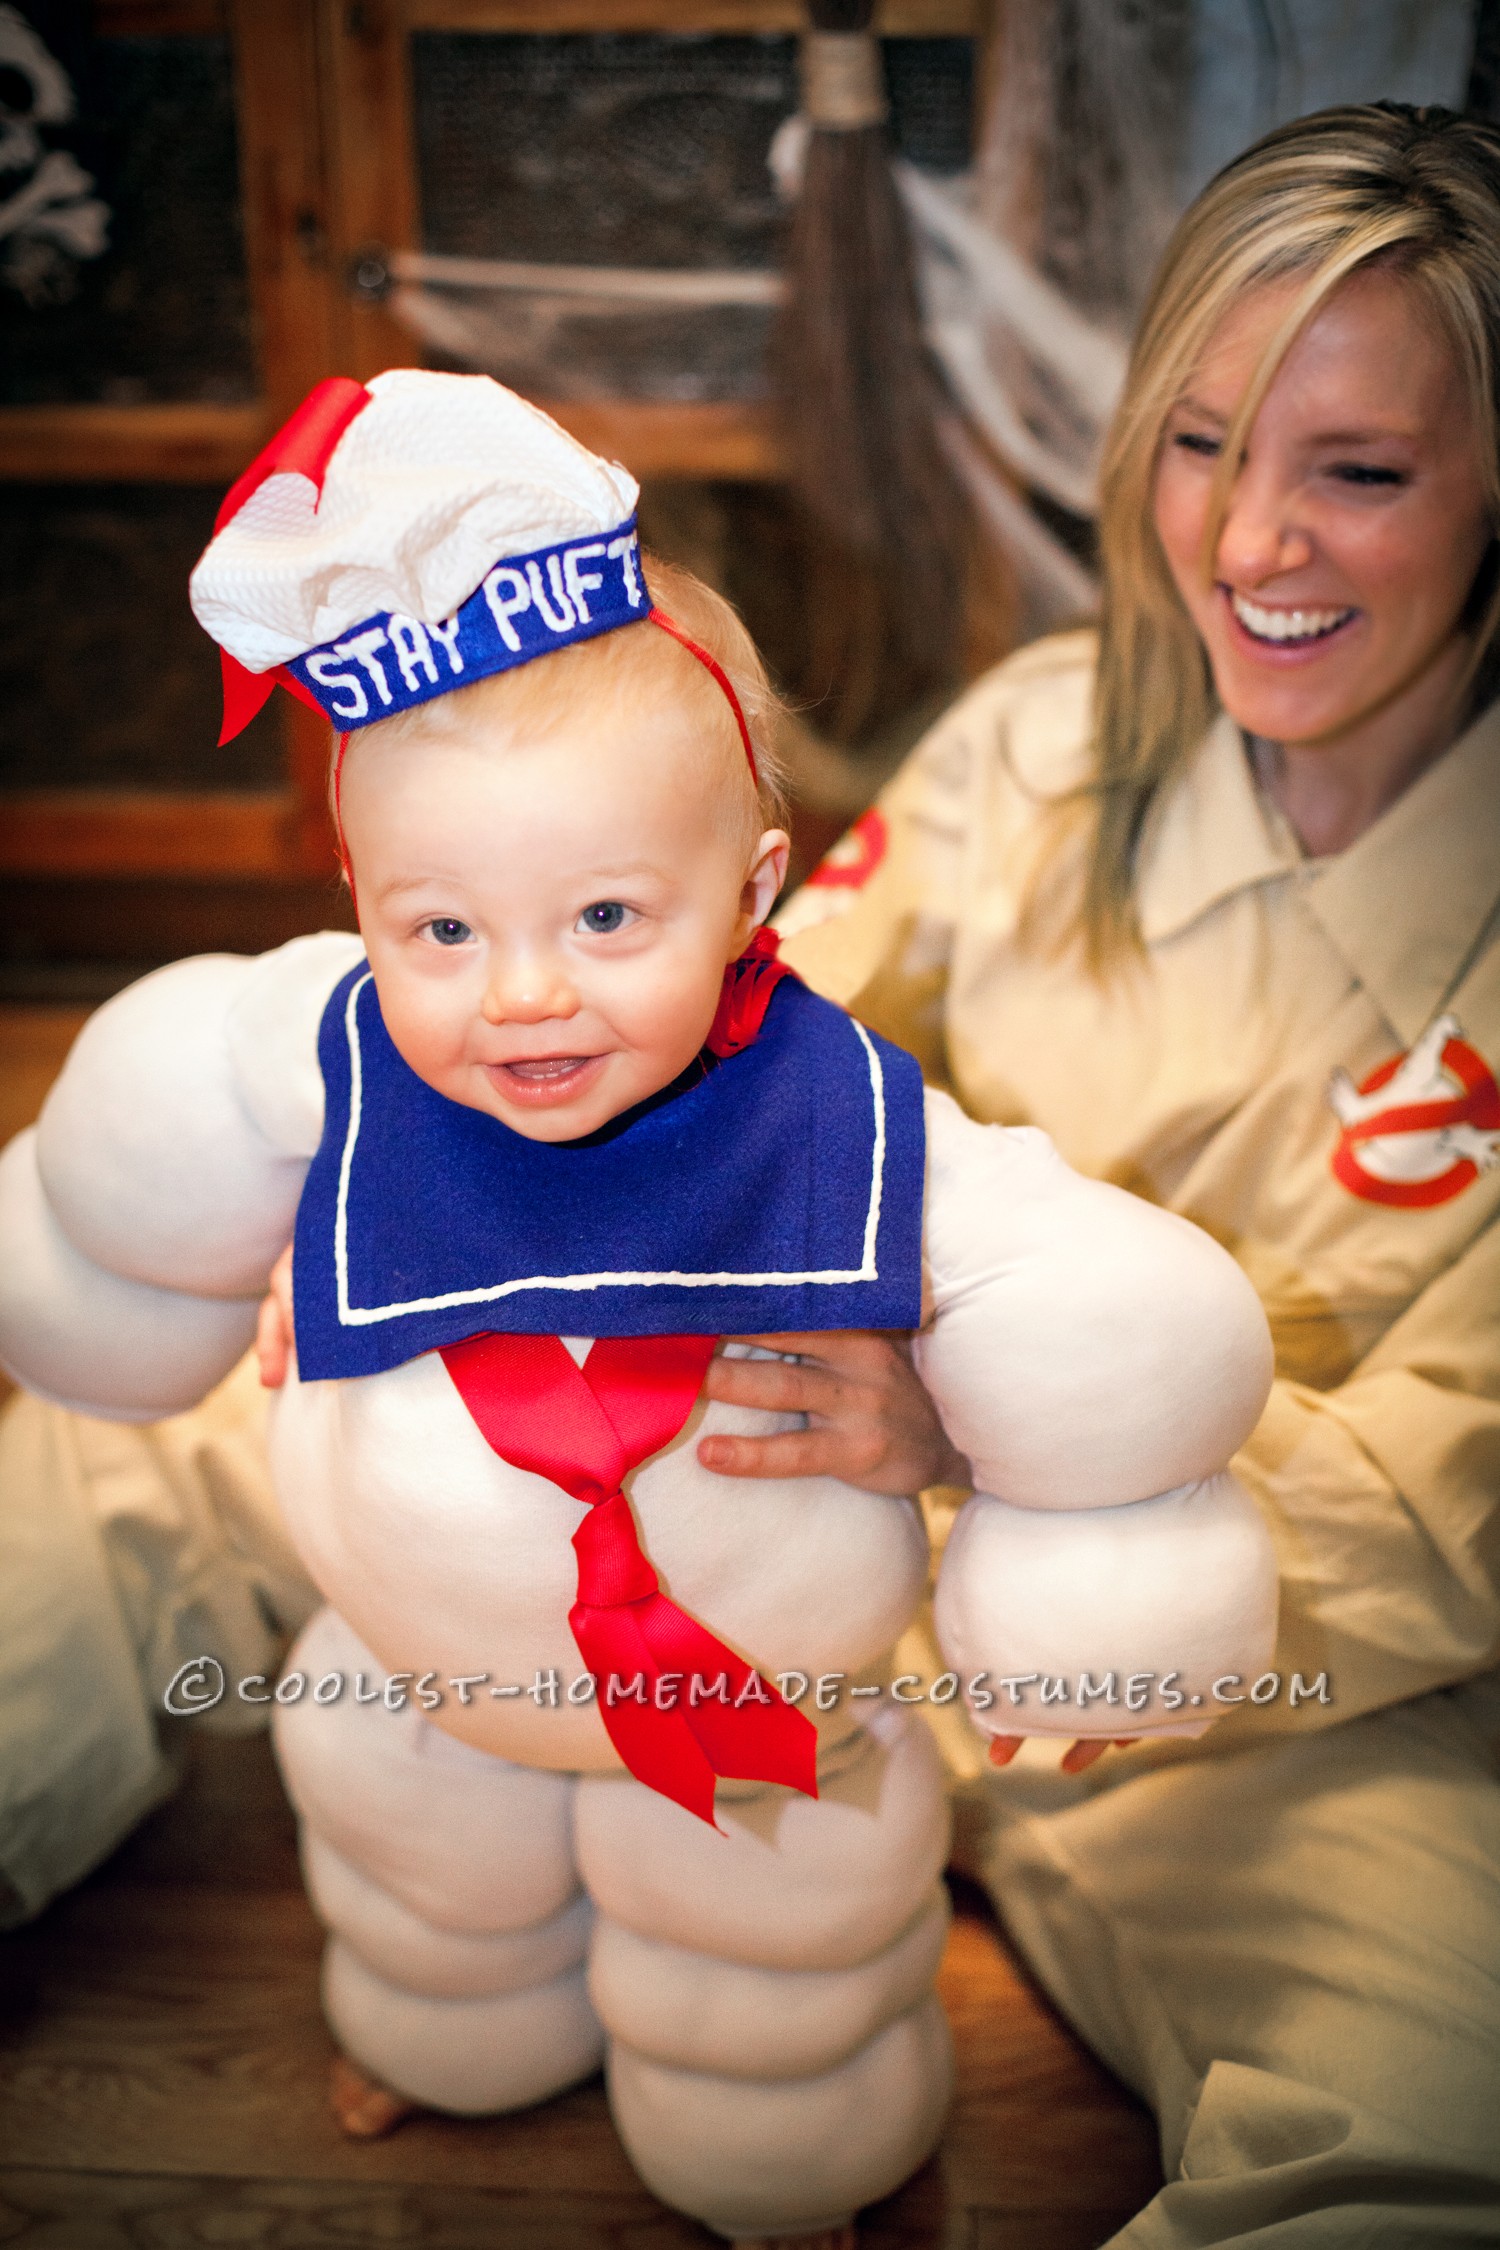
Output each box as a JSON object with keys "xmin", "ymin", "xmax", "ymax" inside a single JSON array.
[{"xmin": 0, "ymin": 375, "xmax": 1276, "ymax": 2242}]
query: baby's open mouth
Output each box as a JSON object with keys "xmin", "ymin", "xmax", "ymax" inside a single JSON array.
[
  {"xmin": 500, "ymin": 1056, "xmax": 597, "ymax": 1081},
  {"xmin": 1228, "ymin": 590, "xmax": 1357, "ymax": 645},
  {"xmin": 485, "ymin": 1053, "xmax": 608, "ymax": 1104}
]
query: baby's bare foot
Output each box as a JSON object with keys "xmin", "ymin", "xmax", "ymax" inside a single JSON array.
[{"xmin": 329, "ymin": 2050, "xmax": 418, "ymax": 2139}]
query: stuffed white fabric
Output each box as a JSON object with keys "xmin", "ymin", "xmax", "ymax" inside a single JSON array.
[
  {"xmin": 304, "ymin": 1831, "xmax": 593, "ymax": 2000},
  {"xmin": 916, "ymin": 1089, "xmax": 1274, "ymax": 1508},
  {"xmin": 608, "ymin": 1995, "xmax": 953, "ymax": 2241},
  {"xmin": 0, "ymin": 932, "xmax": 1279, "ymax": 2235},
  {"xmin": 574, "ymin": 1715, "xmax": 951, "ymax": 1972},
  {"xmin": 587, "ymin": 1886, "xmax": 950, "ymax": 2080},
  {"xmin": 935, "ymin": 1473, "xmax": 1280, "ymax": 1739},
  {"xmin": 190, "ymin": 371, "xmax": 638, "ymax": 673},
  {"xmin": 273, "ymin": 1606, "xmax": 581, "ymax": 1934},
  {"xmin": 0, "ymin": 1130, "xmax": 261, "ymax": 1420},
  {"xmin": 324, "ymin": 1939, "xmax": 604, "ymax": 2117}
]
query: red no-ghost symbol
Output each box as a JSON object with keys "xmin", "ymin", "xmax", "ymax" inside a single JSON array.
[
  {"xmin": 1330, "ymin": 1030, "xmax": 1500, "ymax": 1209},
  {"xmin": 807, "ymin": 807, "xmax": 889, "ymax": 891}
]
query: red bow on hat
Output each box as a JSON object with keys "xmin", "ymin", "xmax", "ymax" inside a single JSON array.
[{"xmin": 213, "ymin": 377, "xmax": 373, "ymax": 745}]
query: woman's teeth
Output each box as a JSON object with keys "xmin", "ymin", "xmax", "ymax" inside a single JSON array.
[{"xmin": 1230, "ymin": 592, "xmax": 1354, "ymax": 644}]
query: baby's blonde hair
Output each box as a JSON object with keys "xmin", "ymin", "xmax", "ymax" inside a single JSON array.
[{"xmin": 336, "ymin": 553, "xmax": 789, "ymax": 862}]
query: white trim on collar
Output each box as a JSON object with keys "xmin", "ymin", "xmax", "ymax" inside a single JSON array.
[{"xmin": 331, "ymin": 974, "xmax": 889, "ymax": 1326}]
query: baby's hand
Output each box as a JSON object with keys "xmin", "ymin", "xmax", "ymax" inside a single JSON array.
[{"xmin": 256, "ymin": 1245, "xmax": 296, "ymax": 1388}]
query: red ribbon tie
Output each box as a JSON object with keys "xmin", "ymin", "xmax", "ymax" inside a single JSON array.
[{"xmin": 440, "ymin": 1330, "xmax": 819, "ymax": 1827}]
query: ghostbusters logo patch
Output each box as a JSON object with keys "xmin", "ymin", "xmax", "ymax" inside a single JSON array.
[
  {"xmin": 775, "ymin": 807, "xmax": 889, "ymax": 942},
  {"xmin": 807, "ymin": 807, "xmax": 888, "ymax": 891},
  {"xmin": 1328, "ymin": 1013, "xmax": 1500, "ymax": 1208}
]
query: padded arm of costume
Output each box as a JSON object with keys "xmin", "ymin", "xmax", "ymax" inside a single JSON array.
[
  {"xmin": 915, "ymin": 1089, "xmax": 1273, "ymax": 1508},
  {"xmin": 1223, "ymin": 1208, "xmax": 1500, "ymax": 1737},
  {"xmin": 915, "ymin": 1091, "xmax": 1279, "ymax": 1731},
  {"xmin": 0, "ymin": 932, "xmax": 363, "ymax": 1420}
]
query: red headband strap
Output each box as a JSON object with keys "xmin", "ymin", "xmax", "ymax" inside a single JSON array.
[
  {"xmin": 646, "ymin": 606, "xmax": 760, "ymax": 786},
  {"xmin": 331, "ymin": 603, "xmax": 761, "ymax": 909}
]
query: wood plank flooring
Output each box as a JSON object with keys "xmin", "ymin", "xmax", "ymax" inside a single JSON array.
[{"xmin": 0, "ymin": 1002, "xmax": 1163, "ymax": 2248}]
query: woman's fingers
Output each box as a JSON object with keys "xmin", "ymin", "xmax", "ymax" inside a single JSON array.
[
  {"xmin": 697, "ymin": 1424, "xmax": 868, "ymax": 1481},
  {"xmin": 256, "ymin": 1244, "xmax": 296, "ymax": 1389},
  {"xmin": 256, "ymin": 1290, "xmax": 288, "ymax": 1389},
  {"xmin": 702, "ymin": 1350, "xmax": 845, "ymax": 1419},
  {"xmin": 990, "ymin": 1737, "xmax": 1136, "ymax": 1773},
  {"xmin": 697, "ymin": 1329, "xmax": 969, "ymax": 1495},
  {"xmin": 1059, "ymin": 1739, "xmax": 1136, "ymax": 1775}
]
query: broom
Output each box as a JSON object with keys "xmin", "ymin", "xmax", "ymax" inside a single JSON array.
[{"xmin": 771, "ymin": 0, "xmax": 974, "ymax": 745}]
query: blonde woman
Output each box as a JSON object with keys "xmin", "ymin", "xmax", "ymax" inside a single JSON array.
[{"xmin": 719, "ymin": 100, "xmax": 1500, "ymax": 2244}]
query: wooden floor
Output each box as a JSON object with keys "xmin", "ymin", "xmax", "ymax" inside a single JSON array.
[{"xmin": 0, "ymin": 1003, "xmax": 1163, "ymax": 2249}]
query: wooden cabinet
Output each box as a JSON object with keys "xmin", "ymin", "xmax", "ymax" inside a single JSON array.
[{"xmin": 1, "ymin": 0, "xmax": 978, "ymax": 901}]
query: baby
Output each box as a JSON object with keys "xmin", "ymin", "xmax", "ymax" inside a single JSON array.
[{"xmin": 0, "ymin": 373, "xmax": 1278, "ymax": 2247}]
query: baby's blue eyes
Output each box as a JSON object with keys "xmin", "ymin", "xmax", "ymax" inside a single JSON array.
[
  {"xmin": 421, "ymin": 905, "xmax": 631, "ymax": 944},
  {"xmin": 577, "ymin": 901, "xmax": 629, "ymax": 934}
]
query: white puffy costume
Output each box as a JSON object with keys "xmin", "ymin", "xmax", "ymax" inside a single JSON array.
[{"xmin": 0, "ymin": 373, "xmax": 1277, "ymax": 2242}]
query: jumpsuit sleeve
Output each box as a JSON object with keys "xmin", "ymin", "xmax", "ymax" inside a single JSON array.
[
  {"xmin": 915, "ymin": 1089, "xmax": 1279, "ymax": 1738},
  {"xmin": 774, "ymin": 687, "xmax": 973, "ymax": 1082},
  {"xmin": 1231, "ymin": 1208, "xmax": 1500, "ymax": 1734},
  {"xmin": 0, "ymin": 930, "xmax": 362, "ymax": 1422}
]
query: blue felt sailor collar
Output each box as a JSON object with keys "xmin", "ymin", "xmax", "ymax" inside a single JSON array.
[{"xmin": 292, "ymin": 963, "xmax": 926, "ymax": 1380}]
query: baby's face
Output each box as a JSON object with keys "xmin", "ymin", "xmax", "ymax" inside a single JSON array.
[{"xmin": 339, "ymin": 698, "xmax": 788, "ymax": 1143}]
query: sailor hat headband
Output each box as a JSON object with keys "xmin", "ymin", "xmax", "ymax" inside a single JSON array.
[{"xmin": 189, "ymin": 369, "xmax": 757, "ymax": 780}]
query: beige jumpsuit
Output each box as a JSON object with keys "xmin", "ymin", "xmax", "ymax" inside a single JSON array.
[{"xmin": 777, "ymin": 629, "xmax": 1500, "ymax": 2247}]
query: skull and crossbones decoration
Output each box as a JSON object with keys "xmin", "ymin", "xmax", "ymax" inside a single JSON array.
[{"xmin": 0, "ymin": 4, "xmax": 109, "ymax": 305}]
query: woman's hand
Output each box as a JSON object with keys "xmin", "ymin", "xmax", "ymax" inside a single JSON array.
[
  {"xmin": 696, "ymin": 1330, "xmax": 970, "ymax": 1495},
  {"xmin": 256, "ymin": 1245, "xmax": 295, "ymax": 1388},
  {"xmin": 987, "ymin": 1734, "xmax": 1138, "ymax": 1776}
]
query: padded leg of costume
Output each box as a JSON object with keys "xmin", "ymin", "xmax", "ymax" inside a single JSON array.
[
  {"xmin": 322, "ymin": 1939, "xmax": 602, "ymax": 2117},
  {"xmin": 273, "ymin": 1605, "xmax": 602, "ymax": 2112},
  {"xmin": 273, "ymin": 1605, "xmax": 579, "ymax": 1931},
  {"xmin": 587, "ymin": 1884, "xmax": 949, "ymax": 2081},
  {"xmin": 576, "ymin": 1714, "xmax": 953, "ymax": 2236},
  {"xmin": 303, "ymin": 1830, "xmax": 593, "ymax": 1999},
  {"xmin": 970, "ymin": 1675, "xmax": 1500, "ymax": 2246}
]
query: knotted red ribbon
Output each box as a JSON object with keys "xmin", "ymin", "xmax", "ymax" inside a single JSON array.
[
  {"xmin": 214, "ymin": 376, "xmax": 375, "ymax": 746},
  {"xmin": 706, "ymin": 926, "xmax": 795, "ymax": 1058},
  {"xmin": 440, "ymin": 1329, "xmax": 818, "ymax": 1826}
]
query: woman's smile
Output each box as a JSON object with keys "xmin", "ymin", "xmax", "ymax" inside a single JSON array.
[{"xmin": 1224, "ymin": 588, "xmax": 1358, "ymax": 652}]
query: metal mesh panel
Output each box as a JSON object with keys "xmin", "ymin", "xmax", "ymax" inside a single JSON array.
[
  {"xmin": 0, "ymin": 25, "xmax": 255, "ymax": 406},
  {"xmin": 409, "ymin": 32, "xmax": 972, "ymax": 401}
]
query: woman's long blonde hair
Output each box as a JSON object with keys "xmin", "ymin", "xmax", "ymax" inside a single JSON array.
[{"xmin": 1082, "ymin": 102, "xmax": 1500, "ymax": 966}]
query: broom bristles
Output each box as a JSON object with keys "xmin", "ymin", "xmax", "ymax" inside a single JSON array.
[{"xmin": 771, "ymin": 3, "xmax": 974, "ymax": 742}]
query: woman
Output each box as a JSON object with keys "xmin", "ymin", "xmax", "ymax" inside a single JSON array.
[{"xmin": 711, "ymin": 100, "xmax": 1500, "ymax": 2243}]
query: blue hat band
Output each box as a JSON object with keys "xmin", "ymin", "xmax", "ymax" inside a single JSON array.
[{"xmin": 286, "ymin": 515, "xmax": 644, "ymax": 728}]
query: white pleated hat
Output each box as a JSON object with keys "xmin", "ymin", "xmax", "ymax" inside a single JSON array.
[{"xmin": 190, "ymin": 369, "xmax": 645, "ymax": 739}]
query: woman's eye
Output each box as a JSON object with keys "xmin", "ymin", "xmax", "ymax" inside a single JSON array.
[
  {"xmin": 577, "ymin": 901, "xmax": 630, "ymax": 935},
  {"xmin": 1172, "ymin": 429, "xmax": 1221, "ymax": 458},
  {"xmin": 425, "ymin": 917, "xmax": 472, "ymax": 947},
  {"xmin": 1329, "ymin": 462, "xmax": 1405, "ymax": 488}
]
